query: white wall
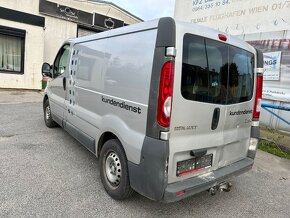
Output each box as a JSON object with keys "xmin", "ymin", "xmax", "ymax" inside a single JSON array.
[
  {"xmin": 44, "ymin": 17, "xmax": 77, "ymax": 64},
  {"xmin": 0, "ymin": 18, "xmax": 44, "ymax": 89},
  {"xmin": 0, "ymin": 0, "xmax": 39, "ymax": 14}
]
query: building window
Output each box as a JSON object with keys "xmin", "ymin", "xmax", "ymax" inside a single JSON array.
[{"xmin": 0, "ymin": 26, "xmax": 25, "ymax": 74}]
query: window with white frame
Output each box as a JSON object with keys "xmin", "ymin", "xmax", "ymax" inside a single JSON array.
[{"xmin": 0, "ymin": 26, "xmax": 25, "ymax": 74}]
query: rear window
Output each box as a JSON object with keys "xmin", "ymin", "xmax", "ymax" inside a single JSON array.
[{"xmin": 181, "ymin": 34, "xmax": 254, "ymax": 104}]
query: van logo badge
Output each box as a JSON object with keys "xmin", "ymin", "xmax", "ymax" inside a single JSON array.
[{"xmin": 104, "ymin": 18, "xmax": 115, "ymax": 29}]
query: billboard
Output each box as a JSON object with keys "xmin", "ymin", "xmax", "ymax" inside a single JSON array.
[{"xmin": 175, "ymin": 0, "xmax": 290, "ymax": 34}]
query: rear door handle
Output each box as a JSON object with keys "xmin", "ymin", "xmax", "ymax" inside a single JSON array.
[
  {"xmin": 63, "ymin": 77, "xmax": 66, "ymax": 90},
  {"xmin": 211, "ymin": 108, "xmax": 220, "ymax": 130}
]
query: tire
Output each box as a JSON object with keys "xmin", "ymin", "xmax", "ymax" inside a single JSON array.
[
  {"xmin": 100, "ymin": 139, "xmax": 134, "ymax": 200},
  {"xmin": 43, "ymin": 99, "xmax": 58, "ymax": 128}
]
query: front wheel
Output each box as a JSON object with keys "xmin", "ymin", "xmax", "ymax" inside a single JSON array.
[
  {"xmin": 43, "ymin": 99, "xmax": 58, "ymax": 128},
  {"xmin": 100, "ymin": 139, "xmax": 134, "ymax": 200}
]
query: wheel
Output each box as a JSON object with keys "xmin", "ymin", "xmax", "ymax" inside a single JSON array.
[
  {"xmin": 43, "ymin": 99, "xmax": 58, "ymax": 128},
  {"xmin": 100, "ymin": 139, "xmax": 134, "ymax": 200}
]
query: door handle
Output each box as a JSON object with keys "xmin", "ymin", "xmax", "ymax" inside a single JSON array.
[
  {"xmin": 63, "ymin": 77, "xmax": 66, "ymax": 90},
  {"xmin": 211, "ymin": 108, "xmax": 220, "ymax": 130}
]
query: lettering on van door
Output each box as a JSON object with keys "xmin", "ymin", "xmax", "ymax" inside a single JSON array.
[
  {"xmin": 229, "ymin": 109, "xmax": 253, "ymax": 116},
  {"xmin": 101, "ymin": 96, "xmax": 141, "ymax": 114}
]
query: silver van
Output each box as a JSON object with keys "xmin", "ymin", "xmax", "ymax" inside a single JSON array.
[{"xmin": 41, "ymin": 17, "xmax": 263, "ymax": 202}]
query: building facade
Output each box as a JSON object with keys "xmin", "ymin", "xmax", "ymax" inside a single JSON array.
[{"xmin": 0, "ymin": 0, "xmax": 141, "ymax": 89}]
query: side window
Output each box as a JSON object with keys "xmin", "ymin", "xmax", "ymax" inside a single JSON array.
[{"xmin": 53, "ymin": 44, "xmax": 70, "ymax": 78}]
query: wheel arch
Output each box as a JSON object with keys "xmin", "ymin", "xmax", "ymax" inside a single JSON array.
[
  {"xmin": 97, "ymin": 131, "xmax": 119, "ymax": 158},
  {"xmin": 96, "ymin": 115, "xmax": 145, "ymax": 164}
]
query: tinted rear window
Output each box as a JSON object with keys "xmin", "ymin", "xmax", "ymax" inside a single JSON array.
[{"xmin": 181, "ymin": 34, "xmax": 254, "ymax": 104}]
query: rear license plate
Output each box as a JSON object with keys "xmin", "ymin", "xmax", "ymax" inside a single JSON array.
[{"xmin": 176, "ymin": 154, "xmax": 213, "ymax": 177}]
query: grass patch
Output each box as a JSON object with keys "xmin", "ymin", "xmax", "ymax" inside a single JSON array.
[{"xmin": 259, "ymin": 142, "xmax": 290, "ymax": 160}]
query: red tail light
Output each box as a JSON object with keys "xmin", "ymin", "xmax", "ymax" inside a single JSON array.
[
  {"xmin": 157, "ymin": 61, "xmax": 175, "ymax": 127},
  {"xmin": 253, "ymin": 74, "xmax": 263, "ymax": 120}
]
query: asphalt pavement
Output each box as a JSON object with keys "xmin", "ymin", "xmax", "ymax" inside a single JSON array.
[{"xmin": 0, "ymin": 90, "xmax": 290, "ymax": 218}]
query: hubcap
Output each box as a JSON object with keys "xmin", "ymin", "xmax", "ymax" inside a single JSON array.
[
  {"xmin": 105, "ymin": 151, "xmax": 122, "ymax": 187},
  {"xmin": 45, "ymin": 105, "xmax": 51, "ymax": 120}
]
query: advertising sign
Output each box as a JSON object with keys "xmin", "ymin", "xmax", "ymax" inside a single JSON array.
[
  {"xmin": 263, "ymin": 87, "xmax": 290, "ymax": 102},
  {"xmin": 263, "ymin": 51, "xmax": 281, "ymax": 81},
  {"xmin": 248, "ymin": 39, "xmax": 290, "ymax": 102},
  {"xmin": 174, "ymin": 0, "xmax": 290, "ymax": 34},
  {"xmin": 39, "ymin": 0, "xmax": 93, "ymax": 25}
]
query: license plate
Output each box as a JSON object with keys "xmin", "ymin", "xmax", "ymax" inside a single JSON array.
[{"xmin": 176, "ymin": 154, "xmax": 213, "ymax": 177}]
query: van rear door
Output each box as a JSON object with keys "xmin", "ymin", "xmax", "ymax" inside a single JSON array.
[{"xmin": 168, "ymin": 33, "xmax": 255, "ymax": 183}]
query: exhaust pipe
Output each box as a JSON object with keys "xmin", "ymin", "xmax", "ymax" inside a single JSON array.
[
  {"xmin": 209, "ymin": 186, "xmax": 217, "ymax": 196},
  {"xmin": 219, "ymin": 182, "xmax": 232, "ymax": 192},
  {"xmin": 209, "ymin": 182, "xmax": 232, "ymax": 195}
]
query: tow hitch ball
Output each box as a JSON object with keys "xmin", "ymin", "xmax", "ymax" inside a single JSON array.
[{"xmin": 209, "ymin": 182, "xmax": 232, "ymax": 196}]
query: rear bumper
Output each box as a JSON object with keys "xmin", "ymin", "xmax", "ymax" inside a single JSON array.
[{"xmin": 163, "ymin": 157, "xmax": 254, "ymax": 202}]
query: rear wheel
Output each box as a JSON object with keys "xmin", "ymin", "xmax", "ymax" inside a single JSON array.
[
  {"xmin": 100, "ymin": 139, "xmax": 134, "ymax": 200},
  {"xmin": 43, "ymin": 99, "xmax": 57, "ymax": 128}
]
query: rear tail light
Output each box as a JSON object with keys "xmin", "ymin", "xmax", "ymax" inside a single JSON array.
[
  {"xmin": 157, "ymin": 61, "xmax": 175, "ymax": 127},
  {"xmin": 253, "ymin": 74, "xmax": 263, "ymax": 120}
]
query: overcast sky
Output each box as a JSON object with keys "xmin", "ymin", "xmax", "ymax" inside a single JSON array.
[{"xmin": 109, "ymin": 0, "xmax": 175, "ymax": 21}]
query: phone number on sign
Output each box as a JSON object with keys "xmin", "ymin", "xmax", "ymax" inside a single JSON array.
[{"xmin": 192, "ymin": 0, "xmax": 230, "ymax": 12}]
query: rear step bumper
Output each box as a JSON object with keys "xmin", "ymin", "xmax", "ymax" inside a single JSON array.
[{"xmin": 163, "ymin": 157, "xmax": 254, "ymax": 202}]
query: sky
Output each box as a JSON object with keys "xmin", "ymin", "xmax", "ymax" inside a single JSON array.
[{"xmin": 109, "ymin": 0, "xmax": 175, "ymax": 21}]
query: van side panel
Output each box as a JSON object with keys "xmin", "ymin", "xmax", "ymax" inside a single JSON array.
[{"xmin": 71, "ymin": 29, "xmax": 157, "ymax": 164}]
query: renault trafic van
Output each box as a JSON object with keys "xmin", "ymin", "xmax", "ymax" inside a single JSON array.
[{"xmin": 41, "ymin": 17, "xmax": 263, "ymax": 202}]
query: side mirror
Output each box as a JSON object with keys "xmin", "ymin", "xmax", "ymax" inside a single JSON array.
[{"xmin": 42, "ymin": 63, "xmax": 52, "ymax": 77}]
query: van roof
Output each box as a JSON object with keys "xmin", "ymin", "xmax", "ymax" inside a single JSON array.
[
  {"xmin": 67, "ymin": 17, "xmax": 255, "ymax": 53},
  {"xmin": 67, "ymin": 18, "xmax": 160, "ymax": 44}
]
